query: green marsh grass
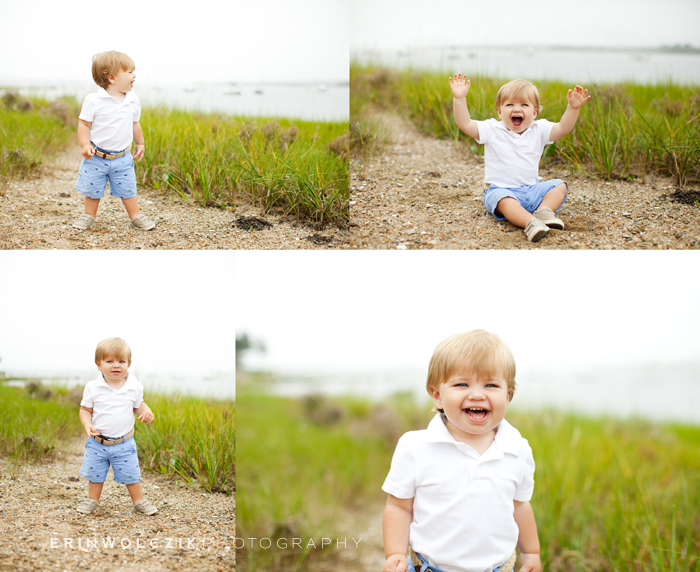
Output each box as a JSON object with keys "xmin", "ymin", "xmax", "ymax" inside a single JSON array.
[
  {"xmin": 0, "ymin": 94, "xmax": 76, "ymax": 181},
  {"xmin": 238, "ymin": 387, "xmax": 700, "ymax": 571},
  {"xmin": 0, "ymin": 382, "xmax": 80, "ymax": 464},
  {"xmin": 141, "ymin": 109, "xmax": 349, "ymax": 226},
  {"xmin": 351, "ymin": 64, "xmax": 700, "ymax": 186},
  {"xmin": 136, "ymin": 393, "xmax": 235, "ymax": 494},
  {"xmin": 0, "ymin": 380, "xmax": 234, "ymax": 494}
]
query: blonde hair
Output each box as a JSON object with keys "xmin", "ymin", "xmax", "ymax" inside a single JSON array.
[
  {"xmin": 495, "ymin": 79, "xmax": 542, "ymax": 114},
  {"xmin": 427, "ymin": 330, "xmax": 517, "ymax": 403},
  {"xmin": 95, "ymin": 338, "xmax": 132, "ymax": 365},
  {"xmin": 91, "ymin": 51, "xmax": 135, "ymax": 89}
]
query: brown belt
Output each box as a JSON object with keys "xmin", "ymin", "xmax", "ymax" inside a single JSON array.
[
  {"xmin": 409, "ymin": 548, "xmax": 517, "ymax": 572},
  {"xmin": 91, "ymin": 142, "xmax": 127, "ymax": 160},
  {"xmin": 93, "ymin": 428, "xmax": 134, "ymax": 446}
]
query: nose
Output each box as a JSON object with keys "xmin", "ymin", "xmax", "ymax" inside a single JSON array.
[{"xmin": 467, "ymin": 385, "xmax": 485, "ymax": 399}]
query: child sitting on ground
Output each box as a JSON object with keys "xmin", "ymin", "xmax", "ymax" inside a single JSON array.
[
  {"xmin": 449, "ymin": 75, "xmax": 590, "ymax": 242},
  {"xmin": 76, "ymin": 337, "xmax": 157, "ymax": 516},
  {"xmin": 72, "ymin": 50, "xmax": 155, "ymax": 231},
  {"xmin": 382, "ymin": 330, "xmax": 540, "ymax": 572}
]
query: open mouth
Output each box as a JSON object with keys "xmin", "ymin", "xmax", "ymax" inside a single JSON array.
[
  {"xmin": 511, "ymin": 116, "xmax": 523, "ymax": 128},
  {"xmin": 464, "ymin": 407, "xmax": 490, "ymax": 422}
]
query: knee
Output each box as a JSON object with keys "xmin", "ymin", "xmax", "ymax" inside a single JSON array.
[{"xmin": 497, "ymin": 196, "xmax": 518, "ymax": 209}]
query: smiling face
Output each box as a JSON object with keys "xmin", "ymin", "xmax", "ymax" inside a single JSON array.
[
  {"xmin": 430, "ymin": 370, "xmax": 509, "ymax": 445},
  {"xmin": 497, "ymin": 97, "xmax": 538, "ymax": 134},
  {"xmin": 97, "ymin": 354, "xmax": 130, "ymax": 386}
]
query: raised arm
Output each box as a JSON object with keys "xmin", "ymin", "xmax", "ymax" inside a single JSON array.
[
  {"xmin": 449, "ymin": 73, "xmax": 480, "ymax": 140},
  {"xmin": 549, "ymin": 85, "xmax": 591, "ymax": 142},
  {"xmin": 382, "ymin": 494, "xmax": 414, "ymax": 572},
  {"xmin": 513, "ymin": 500, "xmax": 541, "ymax": 572}
]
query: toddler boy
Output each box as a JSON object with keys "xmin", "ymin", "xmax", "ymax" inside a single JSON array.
[
  {"xmin": 77, "ymin": 337, "xmax": 157, "ymax": 516},
  {"xmin": 449, "ymin": 75, "xmax": 590, "ymax": 242},
  {"xmin": 382, "ymin": 330, "xmax": 540, "ymax": 572},
  {"xmin": 73, "ymin": 50, "xmax": 155, "ymax": 231}
]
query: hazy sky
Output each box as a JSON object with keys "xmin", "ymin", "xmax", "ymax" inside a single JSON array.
[
  {"xmin": 351, "ymin": 0, "xmax": 700, "ymax": 51},
  {"xmin": 0, "ymin": 0, "xmax": 348, "ymax": 84},
  {"xmin": 0, "ymin": 252, "xmax": 235, "ymax": 376},
  {"xmin": 237, "ymin": 251, "xmax": 700, "ymax": 374}
]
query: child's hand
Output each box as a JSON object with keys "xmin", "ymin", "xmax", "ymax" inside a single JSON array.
[
  {"xmin": 84, "ymin": 424, "xmax": 99, "ymax": 437},
  {"xmin": 138, "ymin": 409, "xmax": 154, "ymax": 424},
  {"xmin": 519, "ymin": 552, "xmax": 542, "ymax": 572},
  {"xmin": 133, "ymin": 145, "xmax": 145, "ymax": 162},
  {"xmin": 382, "ymin": 554, "xmax": 408, "ymax": 572},
  {"xmin": 81, "ymin": 144, "xmax": 95, "ymax": 160},
  {"xmin": 449, "ymin": 73, "xmax": 471, "ymax": 99},
  {"xmin": 567, "ymin": 85, "xmax": 591, "ymax": 110}
]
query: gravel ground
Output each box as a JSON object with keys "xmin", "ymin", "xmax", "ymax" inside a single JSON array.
[
  {"xmin": 349, "ymin": 112, "xmax": 700, "ymax": 250},
  {"xmin": 0, "ymin": 439, "xmax": 235, "ymax": 572},
  {"xmin": 0, "ymin": 147, "xmax": 349, "ymax": 250}
]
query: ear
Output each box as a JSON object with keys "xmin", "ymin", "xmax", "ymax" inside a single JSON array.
[
  {"xmin": 96, "ymin": 362, "xmax": 102, "ymax": 371},
  {"xmin": 108, "ymin": 74, "xmax": 116, "ymax": 85},
  {"xmin": 429, "ymin": 386, "xmax": 443, "ymax": 411}
]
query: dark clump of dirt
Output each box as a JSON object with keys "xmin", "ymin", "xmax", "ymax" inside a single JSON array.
[
  {"xmin": 306, "ymin": 234, "xmax": 332, "ymax": 245},
  {"xmin": 664, "ymin": 188, "xmax": 700, "ymax": 205},
  {"xmin": 234, "ymin": 216, "xmax": 273, "ymax": 230}
]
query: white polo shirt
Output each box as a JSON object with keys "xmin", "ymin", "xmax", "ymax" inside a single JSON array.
[
  {"xmin": 382, "ymin": 415, "xmax": 535, "ymax": 572},
  {"xmin": 475, "ymin": 118, "xmax": 555, "ymax": 189},
  {"xmin": 79, "ymin": 87, "xmax": 141, "ymax": 152},
  {"xmin": 80, "ymin": 372, "xmax": 144, "ymax": 438}
]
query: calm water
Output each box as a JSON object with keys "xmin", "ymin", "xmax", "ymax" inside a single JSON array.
[
  {"xmin": 3, "ymin": 80, "xmax": 349, "ymax": 121},
  {"xmin": 6, "ymin": 370, "xmax": 235, "ymax": 400},
  {"xmin": 353, "ymin": 47, "xmax": 700, "ymax": 85},
  {"xmin": 266, "ymin": 361, "xmax": 700, "ymax": 424}
]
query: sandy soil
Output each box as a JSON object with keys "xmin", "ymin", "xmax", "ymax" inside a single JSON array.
[
  {"xmin": 348, "ymin": 112, "xmax": 700, "ymax": 250},
  {"xmin": 0, "ymin": 439, "xmax": 235, "ymax": 572},
  {"xmin": 0, "ymin": 147, "xmax": 349, "ymax": 250}
]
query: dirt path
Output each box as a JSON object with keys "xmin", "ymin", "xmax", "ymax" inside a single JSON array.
[
  {"xmin": 348, "ymin": 112, "xmax": 700, "ymax": 250},
  {"xmin": 0, "ymin": 439, "xmax": 235, "ymax": 571},
  {"xmin": 0, "ymin": 147, "xmax": 349, "ymax": 250}
]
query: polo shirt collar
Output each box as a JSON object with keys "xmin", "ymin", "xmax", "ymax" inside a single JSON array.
[
  {"xmin": 97, "ymin": 371, "xmax": 134, "ymax": 392},
  {"xmin": 424, "ymin": 413, "xmax": 523, "ymax": 457},
  {"xmin": 97, "ymin": 86, "xmax": 136, "ymax": 104}
]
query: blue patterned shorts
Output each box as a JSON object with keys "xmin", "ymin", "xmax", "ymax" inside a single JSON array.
[
  {"xmin": 75, "ymin": 148, "xmax": 137, "ymax": 199},
  {"xmin": 80, "ymin": 435, "xmax": 141, "ymax": 485},
  {"xmin": 483, "ymin": 179, "xmax": 567, "ymax": 220}
]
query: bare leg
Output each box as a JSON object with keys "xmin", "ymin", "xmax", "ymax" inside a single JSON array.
[
  {"xmin": 85, "ymin": 198, "xmax": 100, "ymax": 217},
  {"xmin": 537, "ymin": 183, "xmax": 567, "ymax": 212},
  {"xmin": 122, "ymin": 197, "xmax": 140, "ymax": 220},
  {"xmin": 88, "ymin": 481, "xmax": 104, "ymax": 502},
  {"xmin": 126, "ymin": 482, "xmax": 144, "ymax": 504},
  {"xmin": 496, "ymin": 197, "xmax": 535, "ymax": 229}
]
